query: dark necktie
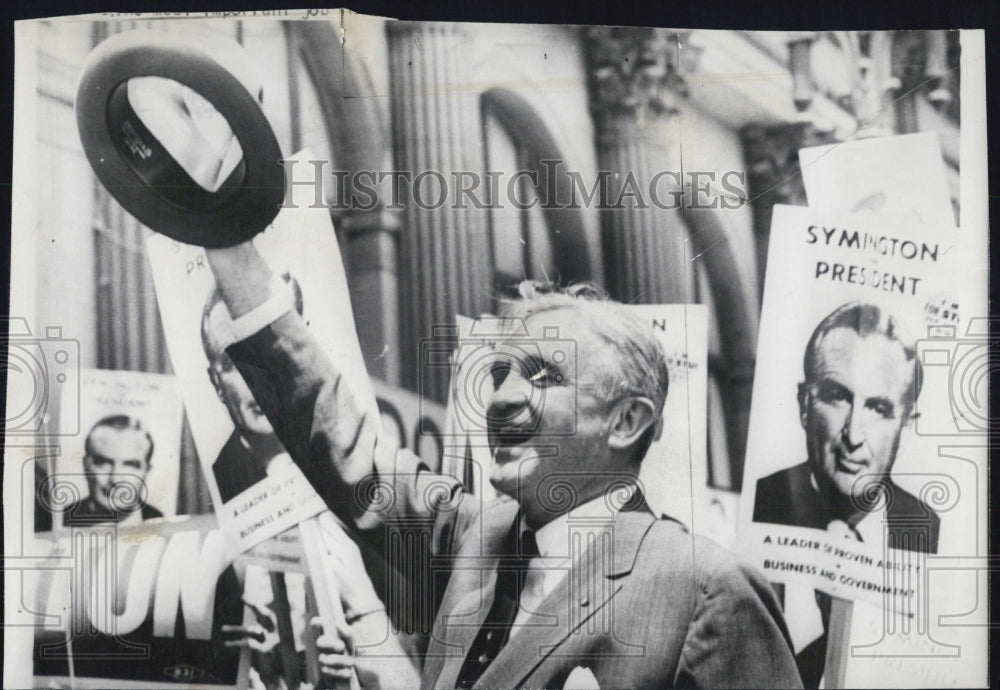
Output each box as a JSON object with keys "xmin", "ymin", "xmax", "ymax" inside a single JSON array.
[{"xmin": 455, "ymin": 526, "xmax": 539, "ymax": 689}]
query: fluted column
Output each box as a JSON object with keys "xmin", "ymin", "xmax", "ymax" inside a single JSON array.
[
  {"xmin": 851, "ymin": 31, "xmax": 899, "ymax": 138},
  {"xmin": 387, "ymin": 22, "xmax": 491, "ymax": 402},
  {"xmin": 337, "ymin": 209, "xmax": 403, "ymax": 385},
  {"xmin": 585, "ymin": 27, "xmax": 696, "ymax": 305}
]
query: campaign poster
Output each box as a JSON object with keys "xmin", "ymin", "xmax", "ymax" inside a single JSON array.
[
  {"xmin": 28, "ymin": 514, "xmax": 378, "ymax": 689},
  {"xmin": 229, "ymin": 511, "xmax": 414, "ymax": 690},
  {"xmin": 146, "ymin": 149, "xmax": 378, "ymax": 558},
  {"xmin": 797, "ymin": 133, "xmax": 984, "ymax": 689},
  {"xmin": 46, "ymin": 368, "xmax": 183, "ymax": 529},
  {"xmin": 798, "ymin": 132, "xmax": 957, "ymax": 229},
  {"xmin": 227, "ymin": 523, "xmax": 320, "ymax": 690},
  {"xmin": 739, "ymin": 204, "xmax": 970, "ymax": 614},
  {"xmin": 31, "ymin": 515, "xmax": 243, "ymax": 688},
  {"xmin": 628, "ymin": 305, "xmax": 709, "ymax": 529},
  {"xmin": 443, "ymin": 305, "xmax": 710, "ymax": 534}
]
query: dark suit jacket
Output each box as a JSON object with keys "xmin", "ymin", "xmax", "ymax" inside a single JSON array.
[
  {"xmin": 211, "ymin": 431, "xmax": 270, "ymax": 503},
  {"xmin": 62, "ymin": 497, "xmax": 163, "ymax": 526},
  {"xmin": 229, "ymin": 312, "xmax": 804, "ymax": 689},
  {"xmin": 753, "ymin": 462, "xmax": 940, "ymax": 554}
]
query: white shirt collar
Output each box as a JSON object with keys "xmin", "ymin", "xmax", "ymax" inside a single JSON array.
[
  {"xmin": 523, "ymin": 484, "xmax": 637, "ymax": 560},
  {"xmin": 853, "ymin": 507, "xmax": 887, "ymax": 545}
]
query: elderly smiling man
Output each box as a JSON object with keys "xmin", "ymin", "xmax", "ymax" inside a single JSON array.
[{"xmin": 205, "ymin": 241, "xmax": 802, "ymax": 689}]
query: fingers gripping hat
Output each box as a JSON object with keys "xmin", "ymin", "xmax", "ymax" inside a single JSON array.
[{"xmin": 75, "ymin": 30, "xmax": 286, "ymax": 247}]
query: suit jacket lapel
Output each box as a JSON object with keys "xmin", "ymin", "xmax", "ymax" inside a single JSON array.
[
  {"xmin": 472, "ymin": 504, "xmax": 657, "ymax": 689},
  {"xmin": 424, "ymin": 510, "xmax": 516, "ymax": 688}
]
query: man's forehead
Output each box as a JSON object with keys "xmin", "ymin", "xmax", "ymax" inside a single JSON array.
[
  {"xmin": 88, "ymin": 426, "xmax": 150, "ymax": 459},
  {"xmin": 812, "ymin": 328, "xmax": 914, "ymax": 393},
  {"xmin": 495, "ymin": 308, "xmax": 593, "ymax": 355}
]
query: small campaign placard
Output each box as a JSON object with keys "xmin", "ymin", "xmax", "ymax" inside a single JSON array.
[{"xmin": 50, "ymin": 368, "xmax": 183, "ymax": 527}]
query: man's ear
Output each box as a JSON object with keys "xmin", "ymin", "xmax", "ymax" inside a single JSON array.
[
  {"xmin": 607, "ymin": 396, "xmax": 658, "ymax": 452},
  {"xmin": 797, "ymin": 382, "xmax": 809, "ymax": 429}
]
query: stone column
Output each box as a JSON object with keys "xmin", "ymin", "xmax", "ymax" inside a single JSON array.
[
  {"xmin": 584, "ymin": 27, "xmax": 696, "ymax": 304},
  {"xmin": 851, "ymin": 31, "xmax": 900, "ymax": 138},
  {"xmin": 387, "ymin": 22, "xmax": 491, "ymax": 402},
  {"xmin": 337, "ymin": 208, "xmax": 403, "ymax": 385}
]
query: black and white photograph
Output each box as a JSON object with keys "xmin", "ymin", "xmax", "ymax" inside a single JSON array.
[{"xmin": 4, "ymin": 9, "xmax": 989, "ymax": 690}]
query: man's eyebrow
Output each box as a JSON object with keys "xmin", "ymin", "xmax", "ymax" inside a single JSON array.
[
  {"xmin": 864, "ymin": 395, "xmax": 896, "ymax": 413},
  {"xmin": 817, "ymin": 378, "xmax": 852, "ymax": 397}
]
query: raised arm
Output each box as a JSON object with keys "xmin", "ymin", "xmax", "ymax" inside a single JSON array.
[
  {"xmin": 205, "ymin": 242, "xmax": 383, "ymax": 521},
  {"xmin": 204, "ymin": 242, "xmax": 475, "ymax": 545},
  {"xmin": 205, "ymin": 242, "xmax": 277, "ymax": 319}
]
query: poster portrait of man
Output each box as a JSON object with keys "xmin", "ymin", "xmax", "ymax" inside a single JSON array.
[
  {"xmin": 145, "ymin": 152, "xmax": 374, "ymax": 554},
  {"xmin": 63, "ymin": 414, "xmax": 164, "ymax": 526},
  {"xmin": 44, "ymin": 368, "xmax": 184, "ymax": 531},
  {"xmin": 202, "ymin": 275, "xmax": 304, "ymax": 503},
  {"xmin": 752, "ymin": 301, "xmax": 939, "ymax": 553}
]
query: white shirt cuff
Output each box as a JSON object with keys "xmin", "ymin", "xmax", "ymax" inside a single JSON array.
[{"xmin": 228, "ymin": 275, "xmax": 296, "ymax": 344}]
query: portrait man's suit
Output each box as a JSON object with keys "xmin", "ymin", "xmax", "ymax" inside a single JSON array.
[
  {"xmin": 753, "ymin": 461, "xmax": 940, "ymax": 554},
  {"xmin": 62, "ymin": 497, "xmax": 163, "ymax": 526},
  {"xmin": 229, "ymin": 312, "xmax": 804, "ymax": 689},
  {"xmin": 211, "ymin": 432, "xmax": 270, "ymax": 503}
]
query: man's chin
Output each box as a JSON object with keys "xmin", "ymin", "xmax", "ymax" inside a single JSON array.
[{"xmin": 487, "ymin": 472, "xmax": 513, "ymax": 498}]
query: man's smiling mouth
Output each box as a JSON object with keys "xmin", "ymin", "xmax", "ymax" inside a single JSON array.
[
  {"xmin": 834, "ymin": 451, "xmax": 869, "ymax": 474},
  {"xmin": 490, "ymin": 427, "xmax": 535, "ymax": 460}
]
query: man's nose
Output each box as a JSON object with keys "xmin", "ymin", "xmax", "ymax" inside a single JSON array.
[
  {"xmin": 842, "ymin": 407, "xmax": 866, "ymax": 452},
  {"xmin": 110, "ymin": 468, "xmax": 130, "ymax": 485},
  {"xmin": 109, "ymin": 465, "xmax": 137, "ymax": 485},
  {"xmin": 486, "ymin": 373, "xmax": 532, "ymax": 431}
]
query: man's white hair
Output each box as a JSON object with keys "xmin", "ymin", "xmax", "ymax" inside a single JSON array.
[{"xmin": 499, "ymin": 281, "xmax": 669, "ymax": 463}]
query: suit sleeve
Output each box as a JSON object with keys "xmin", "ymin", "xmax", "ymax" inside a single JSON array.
[
  {"xmin": 676, "ymin": 557, "xmax": 804, "ymax": 689},
  {"xmin": 226, "ymin": 310, "xmax": 477, "ymax": 557}
]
